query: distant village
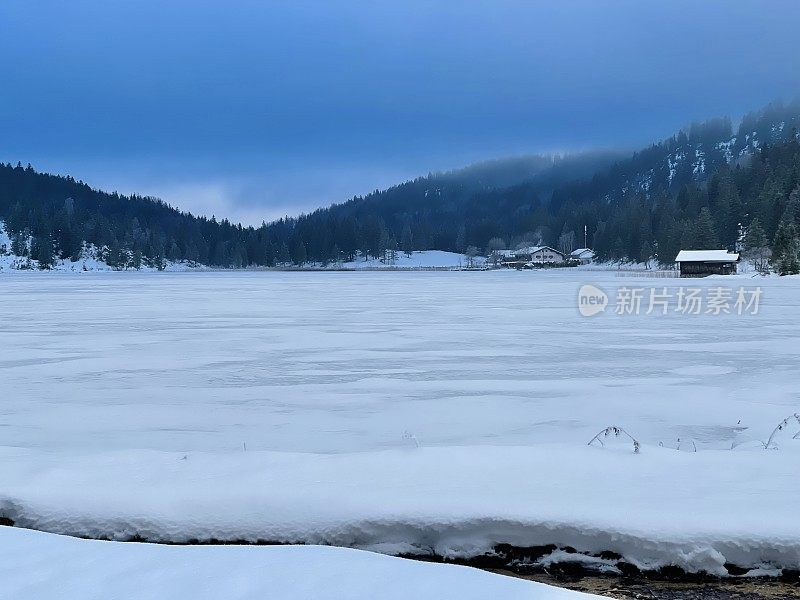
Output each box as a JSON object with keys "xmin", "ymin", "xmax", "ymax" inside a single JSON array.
[
  {"xmin": 485, "ymin": 245, "xmax": 741, "ymax": 277},
  {"xmin": 490, "ymin": 245, "xmax": 595, "ymax": 269}
]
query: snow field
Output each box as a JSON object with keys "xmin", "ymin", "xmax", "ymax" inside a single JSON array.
[{"xmin": 2, "ymin": 270, "xmax": 800, "ymax": 574}]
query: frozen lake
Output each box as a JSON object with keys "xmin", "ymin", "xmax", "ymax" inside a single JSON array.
[
  {"xmin": 2, "ymin": 270, "xmax": 798, "ymax": 454},
  {"xmin": 3, "ymin": 270, "xmax": 800, "ymax": 573}
]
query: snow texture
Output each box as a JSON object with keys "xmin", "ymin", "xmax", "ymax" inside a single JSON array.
[
  {"xmin": 2, "ymin": 270, "xmax": 800, "ymax": 574},
  {"xmin": 0, "ymin": 527, "xmax": 595, "ymax": 600},
  {"xmin": 674, "ymin": 250, "xmax": 739, "ymax": 262}
]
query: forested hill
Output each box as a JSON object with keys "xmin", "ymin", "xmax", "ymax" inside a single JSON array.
[
  {"xmin": 285, "ymin": 99, "xmax": 800, "ymax": 265},
  {"xmin": 1, "ymin": 99, "xmax": 800, "ymax": 270}
]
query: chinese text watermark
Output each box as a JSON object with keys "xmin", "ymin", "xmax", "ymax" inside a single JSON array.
[{"xmin": 578, "ymin": 284, "xmax": 762, "ymax": 317}]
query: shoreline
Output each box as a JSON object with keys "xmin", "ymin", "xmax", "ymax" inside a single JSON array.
[{"xmin": 2, "ymin": 522, "xmax": 798, "ymax": 599}]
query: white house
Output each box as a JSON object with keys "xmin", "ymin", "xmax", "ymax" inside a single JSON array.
[
  {"xmin": 527, "ymin": 246, "xmax": 565, "ymax": 264},
  {"xmin": 570, "ymin": 248, "xmax": 595, "ymax": 264},
  {"xmin": 496, "ymin": 245, "xmax": 567, "ymax": 267}
]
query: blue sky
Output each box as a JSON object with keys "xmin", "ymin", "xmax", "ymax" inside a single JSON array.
[{"xmin": 2, "ymin": 1, "xmax": 800, "ymax": 224}]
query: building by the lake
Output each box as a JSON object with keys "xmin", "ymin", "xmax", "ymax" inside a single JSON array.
[
  {"xmin": 674, "ymin": 250, "xmax": 740, "ymax": 277},
  {"xmin": 570, "ymin": 248, "xmax": 596, "ymax": 265}
]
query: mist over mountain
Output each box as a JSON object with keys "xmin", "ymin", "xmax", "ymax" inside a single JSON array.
[
  {"xmin": 1, "ymin": 99, "xmax": 799, "ymax": 270},
  {"xmin": 431, "ymin": 150, "xmax": 627, "ymax": 190}
]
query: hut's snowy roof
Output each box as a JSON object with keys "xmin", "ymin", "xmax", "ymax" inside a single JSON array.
[
  {"xmin": 674, "ymin": 250, "xmax": 739, "ymax": 263},
  {"xmin": 570, "ymin": 248, "xmax": 595, "ymax": 258}
]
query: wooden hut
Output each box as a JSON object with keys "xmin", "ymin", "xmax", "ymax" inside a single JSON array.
[{"xmin": 674, "ymin": 250, "xmax": 739, "ymax": 277}]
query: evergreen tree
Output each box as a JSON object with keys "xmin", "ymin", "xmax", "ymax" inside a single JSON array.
[
  {"xmin": 386, "ymin": 236, "xmax": 398, "ymax": 265},
  {"xmin": 772, "ymin": 218, "xmax": 800, "ymax": 274},
  {"xmin": 107, "ymin": 239, "xmax": 124, "ymax": 270},
  {"xmin": 378, "ymin": 228, "xmax": 391, "ymax": 263},
  {"xmin": 692, "ymin": 207, "xmax": 719, "ymax": 249},
  {"xmin": 131, "ymin": 248, "xmax": 143, "ymax": 270},
  {"xmin": 32, "ymin": 233, "xmax": 54, "ymax": 269},
  {"xmin": 779, "ymin": 239, "xmax": 800, "ymax": 276},
  {"xmin": 337, "ymin": 217, "xmax": 359, "ymax": 261},
  {"xmin": 756, "ymin": 177, "xmax": 786, "ymax": 237},
  {"xmin": 455, "ymin": 225, "xmax": 467, "ymax": 253},
  {"xmin": 639, "ymin": 240, "xmax": 654, "ymax": 268},
  {"xmin": 710, "ymin": 171, "xmax": 742, "ymax": 246},
  {"xmin": 277, "ymin": 242, "xmax": 291, "ymax": 265},
  {"xmin": 743, "ymin": 218, "xmax": 770, "ymax": 273},
  {"xmin": 401, "ymin": 225, "xmax": 413, "ymax": 257},
  {"xmin": 10, "ymin": 230, "xmax": 28, "ymax": 256},
  {"xmin": 290, "ymin": 238, "xmax": 307, "ymax": 265}
]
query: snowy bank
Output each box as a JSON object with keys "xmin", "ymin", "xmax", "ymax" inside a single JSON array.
[
  {"xmin": 2, "ymin": 444, "xmax": 800, "ymax": 576},
  {"xmin": 0, "ymin": 527, "xmax": 596, "ymax": 600}
]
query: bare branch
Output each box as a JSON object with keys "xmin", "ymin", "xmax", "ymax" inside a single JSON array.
[{"xmin": 587, "ymin": 426, "xmax": 640, "ymax": 454}]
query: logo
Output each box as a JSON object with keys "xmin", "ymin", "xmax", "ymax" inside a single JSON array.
[
  {"xmin": 578, "ymin": 284, "xmax": 608, "ymax": 317},
  {"xmin": 576, "ymin": 284, "xmax": 761, "ymax": 317}
]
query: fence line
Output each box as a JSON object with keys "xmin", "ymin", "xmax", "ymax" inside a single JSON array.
[{"xmin": 614, "ymin": 270, "xmax": 680, "ymax": 278}]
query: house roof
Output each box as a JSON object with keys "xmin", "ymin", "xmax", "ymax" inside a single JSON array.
[
  {"xmin": 514, "ymin": 245, "xmax": 563, "ymax": 255},
  {"xmin": 570, "ymin": 248, "xmax": 595, "ymax": 257},
  {"xmin": 674, "ymin": 250, "xmax": 740, "ymax": 263},
  {"xmin": 498, "ymin": 246, "xmax": 565, "ymax": 259},
  {"xmin": 513, "ymin": 245, "xmax": 542, "ymax": 254}
]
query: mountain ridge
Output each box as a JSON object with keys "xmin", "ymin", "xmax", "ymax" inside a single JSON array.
[{"xmin": 1, "ymin": 98, "xmax": 799, "ymax": 270}]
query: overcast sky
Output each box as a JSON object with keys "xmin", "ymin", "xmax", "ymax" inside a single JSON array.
[{"xmin": 2, "ymin": 0, "xmax": 800, "ymax": 224}]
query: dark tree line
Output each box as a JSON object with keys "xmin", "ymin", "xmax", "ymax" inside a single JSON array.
[{"xmin": 1, "ymin": 100, "xmax": 800, "ymax": 271}]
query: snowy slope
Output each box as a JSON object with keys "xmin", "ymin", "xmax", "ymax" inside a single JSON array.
[
  {"xmin": 616, "ymin": 117, "xmax": 800, "ymax": 200},
  {"xmin": 0, "ymin": 527, "xmax": 596, "ymax": 600},
  {"xmin": 2, "ymin": 444, "xmax": 799, "ymax": 575},
  {"xmin": 0, "ymin": 221, "xmax": 205, "ymax": 272},
  {"xmin": 2, "ymin": 271, "xmax": 800, "ymax": 574}
]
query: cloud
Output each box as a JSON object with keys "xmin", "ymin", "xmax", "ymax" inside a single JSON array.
[
  {"xmin": 2, "ymin": 0, "xmax": 800, "ymax": 221},
  {"xmin": 19, "ymin": 156, "xmax": 418, "ymax": 227}
]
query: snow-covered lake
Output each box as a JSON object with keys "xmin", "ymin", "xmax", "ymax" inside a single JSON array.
[
  {"xmin": 3, "ymin": 270, "xmax": 797, "ymax": 453},
  {"xmin": 2, "ymin": 270, "xmax": 800, "ymax": 574}
]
